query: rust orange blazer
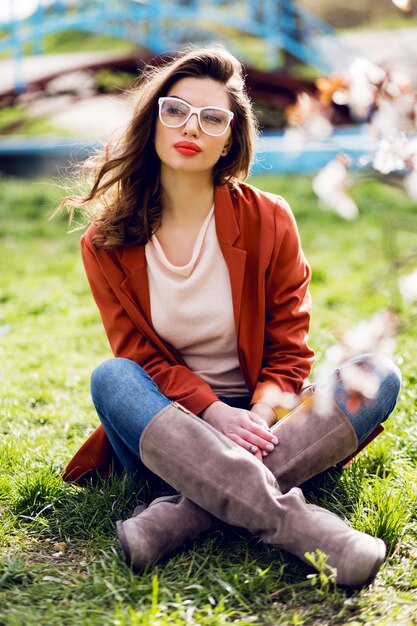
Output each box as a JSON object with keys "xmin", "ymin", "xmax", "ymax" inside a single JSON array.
[{"xmin": 63, "ymin": 182, "xmax": 316, "ymax": 483}]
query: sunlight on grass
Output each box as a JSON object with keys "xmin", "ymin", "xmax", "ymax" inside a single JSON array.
[
  {"xmin": 350, "ymin": 472, "xmax": 417, "ymax": 552},
  {"xmin": 0, "ymin": 174, "xmax": 417, "ymax": 625}
]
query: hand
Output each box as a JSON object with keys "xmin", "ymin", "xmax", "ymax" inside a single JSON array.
[{"xmin": 201, "ymin": 401, "xmax": 278, "ymax": 461}]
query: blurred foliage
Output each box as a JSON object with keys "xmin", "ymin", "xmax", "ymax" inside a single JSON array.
[
  {"xmin": 94, "ymin": 69, "xmax": 136, "ymax": 94},
  {"xmin": 0, "ymin": 104, "xmax": 71, "ymax": 136},
  {"xmin": 37, "ymin": 30, "xmax": 135, "ymax": 55},
  {"xmin": 299, "ymin": 0, "xmax": 416, "ymax": 29}
]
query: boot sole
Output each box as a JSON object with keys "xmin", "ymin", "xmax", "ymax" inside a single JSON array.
[{"xmin": 116, "ymin": 520, "xmax": 132, "ymax": 568}]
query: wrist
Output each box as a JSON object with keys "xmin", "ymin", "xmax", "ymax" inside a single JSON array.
[
  {"xmin": 201, "ymin": 400, "xmax": 222, "ymax": 423},
  {"xmin": 250, "ymin": 402, "xmax": 276, "ymax": 426}
]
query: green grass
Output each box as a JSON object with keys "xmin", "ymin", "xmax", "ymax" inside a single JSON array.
[
  {"xmin": 0, "ymin": 31, "xmax": 136, "ymax": 60},
  {"xmin": 1, "ymin": 173, "xmax": 417, "ymax": 625},
  {"xmin": 41, "ymin": 31, "xmax": 136, "ymax": 55},
  {"xmin": 0, "ymin": 105, "xmax": 72, "ymax": 137}
]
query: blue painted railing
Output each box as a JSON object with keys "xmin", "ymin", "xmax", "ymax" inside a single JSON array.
[
  {"xmin": 0, "ymin": 0, "xmax": 355, "ymax": 93},
  {"xmin": 0, "ymin": 127, "xmax": 379, "ymax": 177}
]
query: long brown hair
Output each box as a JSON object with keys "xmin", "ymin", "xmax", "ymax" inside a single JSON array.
[{"xmin": 62, "ymin": 46, "xmax": 258, "ymax": 249}]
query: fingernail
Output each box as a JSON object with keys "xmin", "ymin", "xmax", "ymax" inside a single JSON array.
[
  {"xmin": 266, "ymin": 443, "xmax": 274, "ymax": 452},
  {"xmin": 262, "ymin": 450, "xmax": 268, "ymax": 457},
  {"xmin": 250, "ymin": 445, "xmax": 258, "ymax": 453},
  {"xmin": 271, "ymin": 436, "xmax": 278, "ymax": 444}
]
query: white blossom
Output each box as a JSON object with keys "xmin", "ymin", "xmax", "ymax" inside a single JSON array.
[
  {"xmin": 404, "ymin": 168, "xmax": 417, "ymax": 200},
  {"xmin": 339, "ymin": 363, "xmax": 380, "ymax": 400},
  {"xmin": 286, "ymin": 93, "xmax": 333, "ymax": 142},
  {"xmin": 342, "ymin": 311, "xmax": 397, "ymax": 357},
  {"xmin": 312, "ymin": 312, "xmax": 399, "ymax": 416},
  {"xmin": 312, "ymin": 157, "xmax": 359, "ymax": 220},
  {"xmin": 373, "ymin": 135, "xmax": 410, "ymax": 174},
  {"xmin": 399, "ymin": 268, "xmax": 417, "ymax": 303},
  {"xmin": 259, "ymin": 383, "xmax": 299, "ymax": 413},
  {"xmin": 392, "ymin": 0, "xmax": 413, "ymax": 11},
  {"xmin": 346, "ymin": 58, "xmax": 386, "ymax": 118},
  {"xmin": 282, "ymin": 127, "xmax": 309, "ymax": 151},
  {"xmin": 312, "ymin": 389, "xmax": 334, "ymax": 418},
  {"xmin": 371, "ymin": 94, "xmax": 415, "ymax": 138}
]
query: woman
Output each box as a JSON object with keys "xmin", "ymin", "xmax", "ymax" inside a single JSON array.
[{"xmin": 62, "ymin": 46, "xmax": 401, "ymax": 585}]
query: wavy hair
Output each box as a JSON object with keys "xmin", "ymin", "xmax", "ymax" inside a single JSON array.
[{"xmin": 61, "ymin": 46, "xmax": 258, "ymax": 249}]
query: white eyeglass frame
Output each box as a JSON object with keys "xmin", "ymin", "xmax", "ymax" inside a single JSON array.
[{"xmin": 158, "ymin": 96, "xmax": 234, "ymax": 137}]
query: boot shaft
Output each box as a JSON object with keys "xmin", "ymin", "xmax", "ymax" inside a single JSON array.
[
  {"xmin": 265, "ymin": 389, "xmax": 358, "ymax": 492},
  {"xmin": 138, "ymin": 401, "xmax": 385, "ymax": 586}
]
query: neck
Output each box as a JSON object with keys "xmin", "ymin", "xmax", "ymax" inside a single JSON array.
[{"xmin": 160, "ymin": 166, "xmax": 214, "ymax": 225}]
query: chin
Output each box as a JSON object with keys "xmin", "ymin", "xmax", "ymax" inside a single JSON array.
[{"xmin": 166, "ymin": 158, "xmax": 213, "ymax": 174}]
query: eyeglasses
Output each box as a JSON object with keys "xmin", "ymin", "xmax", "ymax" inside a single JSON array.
[{"xmin": 158, "ymin": 97, "xmax": 234, "ymax": 137}]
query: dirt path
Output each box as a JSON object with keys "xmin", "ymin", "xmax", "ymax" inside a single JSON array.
[{"xmin": 0, "ymin": 50, "xmax": 131, "ymax": 94}]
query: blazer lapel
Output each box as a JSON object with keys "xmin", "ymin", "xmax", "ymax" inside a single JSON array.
[
  {"xmin": 118, "ymin": 244, "xmax": 186, "ymax": 365},
  {"xmin": 214, "ymin": 185, "xmax": 247, "ymax": 333},
  {"xmin": 119, "ymin": 246, "xmax": 152, "ymax": 323}
]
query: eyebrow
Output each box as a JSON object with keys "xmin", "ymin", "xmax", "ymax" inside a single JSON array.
[
  {"xmin": 166, "ymin": 96, "xmax": 225, "ymax": 109},
  {"xmin": 168, "ymin": 95, "xmax": 189, "ymax": 103}
]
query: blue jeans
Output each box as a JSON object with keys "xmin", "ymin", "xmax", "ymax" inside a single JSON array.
[{"xmin": 90, "ymin": 354, "xmax": 401, "ymax": 473}]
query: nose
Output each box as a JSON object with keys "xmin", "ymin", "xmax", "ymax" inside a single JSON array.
[{"xmin": 182, "ymin": 112, "xmax": 200, "ymax": 137}]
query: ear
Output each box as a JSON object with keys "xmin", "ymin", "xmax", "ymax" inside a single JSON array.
[{"xmin": 221, "ymin": 137, "xmax": 232, "ymax": 157}]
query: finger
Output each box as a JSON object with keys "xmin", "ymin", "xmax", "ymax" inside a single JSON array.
[
  {"xmin": 248, "ymin": 416, "xmax": 279, "ymax": 442},
  {"xmin": 237, "ymin": 428, "xmax": 277, "ymax": 453},
  {"xmin": 254, "ymin": 449, "xmax": 264, "ymax": 463},
  {"xmin": 246, "ymin": 411, "xmax": 277, "ymax": 433},
  {"xmin": 228, "ymin": 433, "xmax": 260, "ymax": 455},
  {"xmin": 242, "ymin": 417, "xmax": 279, "ymax": 446},
  {"xmin": 248, "ymin": 412, "xmax": 271, "ymax": 429}
]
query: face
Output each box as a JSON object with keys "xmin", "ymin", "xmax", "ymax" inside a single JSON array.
[{"xmin": 154, "ymin": 77, "xmax": 233, "ymax": 176}]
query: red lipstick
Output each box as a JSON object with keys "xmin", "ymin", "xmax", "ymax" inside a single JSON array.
[{"xmin": 174, "ymin": 141, "xmax": 202, "ymax": 156}]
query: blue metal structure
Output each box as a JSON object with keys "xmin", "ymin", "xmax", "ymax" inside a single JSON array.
[
  {"xmin": 0, "ymin": 125, "xmax": 379, "ymax": 177},
  {"xmin": 0, "ymin": 0, "xmax": 353, "ymax": 93}
]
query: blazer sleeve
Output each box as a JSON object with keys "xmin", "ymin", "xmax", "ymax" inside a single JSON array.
[
  {"xmin": 81, "ymin": 234, "xmax": 219, "ymax": 415},
  {"xmin": 251, "ymin": 198, "xmax": 314, "ymax": 405}
]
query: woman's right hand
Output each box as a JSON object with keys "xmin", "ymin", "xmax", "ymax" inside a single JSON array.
[{"xmin": 201, "ymin": 401, "xmax": 278, "ymax": 461}]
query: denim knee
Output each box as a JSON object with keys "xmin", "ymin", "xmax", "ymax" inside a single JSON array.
[
  {"xmin": 90, "ymin": 358, "xmax": 148, "ymax": 404},
  {"xmin": 89, "ymin": 358, "xmax": 168, "ymax": 470},
  {"xmin": 375, "ymin": 354, "xmax": 402, "ymax": 418},
  {"xmin": 353, "ymin": 353, "xmax": 402, "ymax": 421},
  {"xmin": 90, "ymin": 357, "xmax": 169, "ymax": 416}
]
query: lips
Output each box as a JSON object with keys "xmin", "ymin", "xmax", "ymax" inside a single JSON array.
[{"xmin": 174, "ymin": 141, "xmax": 202, "ymax": 156}]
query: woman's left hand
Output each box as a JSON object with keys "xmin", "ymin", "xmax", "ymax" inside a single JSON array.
[{"xmin": 201, "ymin": 401, "xmax": 278, "ymax": 462}]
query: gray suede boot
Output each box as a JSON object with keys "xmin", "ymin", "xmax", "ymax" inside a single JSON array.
[
  {"xmin": 134, "ymin": 402, "xmax": 385, "ymax": 587},
  {"xmin": 117, "ymin": 390, "xmax": 361, "ymax": 572},
  {"xmin": 264, "ymin": 387, "xmax": 359, "ymax": 492},
  {"xmin": 117, "ymin": 494, "xmax": 212, "ymax": 571}
]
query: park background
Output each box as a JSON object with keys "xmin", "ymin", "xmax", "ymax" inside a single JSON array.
[{"xmin": 1, "ymin": 1, "xmax": 417, "ymax": 624}]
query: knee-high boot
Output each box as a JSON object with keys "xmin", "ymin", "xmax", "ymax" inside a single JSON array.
[
  {"xmin": 263, "ymin": 388, "xmax": 358, "ymax": 490},
  {"xmin": 118, "ymin": 401, "xmax": 384, "ymax": 586},
  {"xmin": 117, "ymin": 391, "xmax": 358, "ymax": 572}
]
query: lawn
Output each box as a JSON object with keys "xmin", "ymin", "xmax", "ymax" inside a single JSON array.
[{"xmin": 0, "ymin": 173, "xmax": 416, "ymax": 625}]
